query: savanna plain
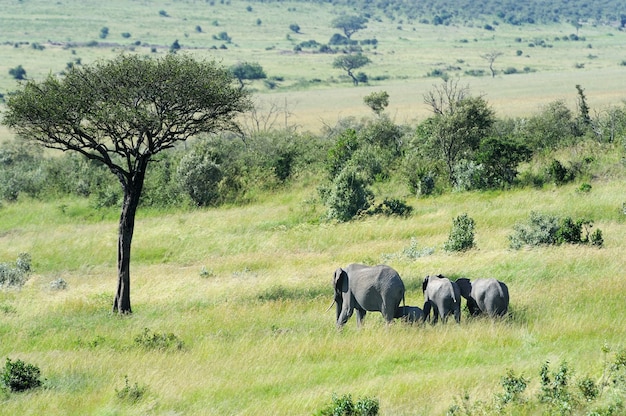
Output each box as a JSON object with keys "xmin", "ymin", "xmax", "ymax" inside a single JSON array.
[{"xmin": 1, "ymin": 1, "xmax": 626, "ymax": 415}]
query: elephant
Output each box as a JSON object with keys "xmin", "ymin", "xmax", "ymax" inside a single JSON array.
[
  {"xmin": 456, "ymin": 277, "xmax": 509, "ymax": 317},
  {"xmin": 332, "ymin": 263, "xmax": 405, "ymax": 328},
  {"xmin": 422, "ymin": 274, "xmax": 461, "ymax": 324},
  {"xmin": 394, "ymin": 305, "xmax": 424, "ymax": 324}
]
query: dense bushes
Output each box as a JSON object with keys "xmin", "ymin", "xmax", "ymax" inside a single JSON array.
[
  {"xmin": 1, "ymin": 90, "xmax": 625, "ymax": 223},
  {"xmin": 509, "ymin": 211, "xmax": 603, "ymax": 249}
]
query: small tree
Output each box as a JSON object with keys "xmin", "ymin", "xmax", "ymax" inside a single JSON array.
[
  {"xmin": 3, "ymin": 54, "xmax": 251, "ymax": 314},
  {"xmin": 230, "ymin": 61, "xmax": 267, "ymax": 88},
  {"xmin": 481, "ymin": 50, "xmax": 503, "ymax": 78},
  {"xmin": 8, "ymin": 65, "xmax": 26, "ymax": 80},
  {"xmin": 420, "ymin": 94, "xmax": 495, "ymax": 186},
  {"xmin": 364, "ymin": 91, "xmax": 389, "ymax": 116},
  {"xmin": 332, "ymin": 53, "xmax": 371, "ymax": 86},
  {"xmin": 331, "ymin": 15, "xmax": 368, "ymax": 39},
  {"xmin": 289, "ymin": 23, "xmax": 301, "ymax": 34}
]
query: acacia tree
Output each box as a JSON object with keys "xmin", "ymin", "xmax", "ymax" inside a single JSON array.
[
  {"xmin": 333, "ymin": 53, "xmax": 371, "ymax": 86},
  {"xmin": 420, "ymin": 89, "xmax": 495, "ymax": 186},
  {"xmin": 331, "ymin": 15, "xmax": 368, "ymax": 39},
  {"xmin": 481, "ymin": 50, "xmax": 503, "ymax": 78},
  {"xmin": 3, "ymin": 53, "xmax": 251, "ymax": 314}
]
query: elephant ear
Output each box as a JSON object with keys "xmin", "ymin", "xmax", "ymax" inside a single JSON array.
[
  {"xmin": 333, "ymin": 268, "xmax": 348, "ymax": 293},
  {"xmin": 422, "ymin": 276, "xmax": 430, "ymax": 292},
  {"xmin": 456, "ymin": 278, "xmax": 472, "ymax": 298}
]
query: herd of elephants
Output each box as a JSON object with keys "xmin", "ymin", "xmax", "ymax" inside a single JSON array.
[{"xmin": 331, "ymin": 264, "xmax": 510, "ymax": 328}]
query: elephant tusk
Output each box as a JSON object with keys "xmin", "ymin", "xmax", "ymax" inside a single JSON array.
[{"xmin": 325, "ymin": 300, "xmax": 336, "ymax": 313}]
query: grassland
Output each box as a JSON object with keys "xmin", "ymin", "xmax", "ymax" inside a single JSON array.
[
  {"xmin": 1, "ymin": 176, "xmax": 626, "ymax": 414},
  {"xmin": 2, "ymin": 0, "xmax": 626, "ymax": 134},
  {"xmin": 1, "ymin": 1, "xmax": 626, "ymax": 414}
]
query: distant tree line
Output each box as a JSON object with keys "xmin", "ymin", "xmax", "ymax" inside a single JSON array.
[{"xmin": 253, "ymin": 0, "xmax": 625, "ymax": 27}]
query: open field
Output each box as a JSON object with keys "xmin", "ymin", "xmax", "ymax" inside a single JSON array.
[
  {"xmin": 1, "ymin": 178, "xmax": 626, "ymax": 414},
  {"xmin": 2, "ymin": 0, "xmax": 626, "ymax": 133}
]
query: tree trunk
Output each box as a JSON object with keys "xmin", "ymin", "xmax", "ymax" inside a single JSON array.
[{"xmin": 112, "ymin": 160, "xmax": 148, "ymax": 314}]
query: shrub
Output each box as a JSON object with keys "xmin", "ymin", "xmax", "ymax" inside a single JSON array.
[
  {"xmin": 134, "ymin": 328, "xmax": 184, "ymax": 351},
  {"xmin": 316, "ymin": 393, "xmax": 380, "ymax": 416},
  {"xmin": 8, "ymin": 65, "xmax": 26, "ymax": 80},
  {"xmin": 444, "ymin": 213, "xmax": 475, "ymax": 252},
  {"xmin": 322, "ymin": 166, "xmax": 373, "ymax": 222},
  {"xmin": 0, "ymin": 253, "xmax": 32, "ymax": 288},
  {"xmin": 539, "ymin": 361, "xmax": 577, "ymax": 413},
  {"xmin": 1, "ymin": 358, "xmax": 43, "ymax": 392},
  {"xmin": 116, "ymin": 375, "xmax": 147, "ymax": 404},
  {"xmin": 509, "ymin": 211, "xmax": 560, "ymax": 249},
  {"xmin": 497, "ymin": 369, "xmax": 528, "ymax": 406},
  {"xmin": 510, "ymin": 212, "xmax": 603, "ymax": 249},
  {"xmin": 367, "ymin": 198, "xmax": 413, "ymax": 217}
]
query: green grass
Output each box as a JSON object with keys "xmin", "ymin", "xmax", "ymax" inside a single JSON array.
[{"xmin": 1, "ymin": 177, "xmax": 625, "ymax": 414}]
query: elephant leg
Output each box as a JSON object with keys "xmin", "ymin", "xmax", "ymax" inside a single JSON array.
[
  {"xmin": 423, "ymin": 301, "xmax": 431, "ymax": 323},
  {"xmin": 337, "ymin": 307, "xmax": 353, "ymax": 328},
  {"xmin": 454, "ymin": 306, "xmax": 461, "ymax": 323},
  {"xmin": 356, "ymin": 308, "xmax": 367, "ymax": 327},
  {"xmin": 432, "ymin": 305, "xmax": 439, "ymax": 324}
]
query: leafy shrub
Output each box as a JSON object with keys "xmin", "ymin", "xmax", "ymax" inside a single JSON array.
[
  {"xmin": 1, "ymin": 358, "xmax": 42, "ymax": 392},
  {"xmin": 497, "ymin": 369, "xmax": 528, "ymax": 406},
  {"xmin": 510, "ymin": 212, "xmax": 603, "ymax": 249},
  {"xmin": 0, "ymin": 253, "xmax": 32, "ymax": 288},
  {"xmin": 590, "ymin": 229, "xmax": 604, "ymax": 247},
  {"xmin": 322, "ymin": 166, "xmax": 373, "ymax": 222},
  {"xmin": 548, "ymin": 159, "xmax": 574, "ymax": 185},
  {"xmin": 475, "ymin": 136, "xmax": 532, "ymax": 188},
  {"xmin": 316, "ymin": 393, "xmax": 379, "ymax": 416},
  {"xmin": 509, "ymin": 211, "xmax": 560, "ymax": 249},
  {"xmin": 134, "ymin": 328, "xmax": 184, "ymax": 351},
  {"xmin": 452, "ymin": 159, "xmax": 484, "ymax": 191},
  {"xmin": 367, "ymin": 198, "xmax": 413, "ymax": 217},
  {"xmin": 326, "ymin": 128, "xmax": 360, "ymax": 179},
  {"xmin": 539, "ymin": 361, "xmax": 577, "ymax": 413},
  {"xmin": 116, "ymin": 375, "xmax": 147, "ymax": 404},
  {"xmin": 444, "ymin": 214, "xmax": 475, "ymax": 252}
]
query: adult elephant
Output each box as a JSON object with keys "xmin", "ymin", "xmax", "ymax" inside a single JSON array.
[
  {"xmin": 422, "ymin": 274, "xmax": 461, "ymax": 324},
  {"xmin": 456, "ymin": 277, "xmax": 509, "ymax": 317},
  {"xmin": 332, "ymin": 264, "xmax": 405, "ymax": 328}
]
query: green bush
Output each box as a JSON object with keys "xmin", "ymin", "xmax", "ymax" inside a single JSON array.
[
  {"xmin": 134, "ymin": 328, "xmax": 184, "ymax": 351},
  {"xmin": 444, "ymin": 213, "xmax": 475, "ymax": 252},
  {"xmin": 322, "ymin": 166, "xmax": 373, "ymax": 222},
  {"xmin": 316, "ymin": 393, "xmax": 379, "ymax": 416},
  {"xmin": 1, "ymin": 358, "xmax": 42, "ymax": 392},
  {"xmin": 367, "ymin": 198, "xmax": 413, "ymax": 217},
  {"xmin": 115, "ymin": 375, "xmax": 147, "ymax": 404},
  {"xmin": 509, "ymin": 212, "xmax": 603, "ymax": 249},
  {"xmin": 0, "ymin": 253, "xmax": 31, "ymax": 288},
  {"xmin": 509, "ymin": 211, "xmax": 560, "ymax": 249}
]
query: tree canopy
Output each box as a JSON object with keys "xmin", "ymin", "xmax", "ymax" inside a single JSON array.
[
  {"xmin": 332, "ymin": 53, "xmax": 371, "ymax": 86},
  {"xmin": 3, "ymin": 53, "xmax": 251, "ymax": 314},
  {"xmin": 331, "ymin": 15, "xmax": 368, "ymax": 39}
]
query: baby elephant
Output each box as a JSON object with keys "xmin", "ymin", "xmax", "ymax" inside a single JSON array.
[
  {"xmin": 422, "ymin": 274, "xmax": 461, "ymax": 324},
  {"xmin": 394, "ymin": 305, "xmax": 424, "ymax": 324},
  {"xmin": 456, "ymin": 277, "xmax": 509, "ymax": 317}
]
